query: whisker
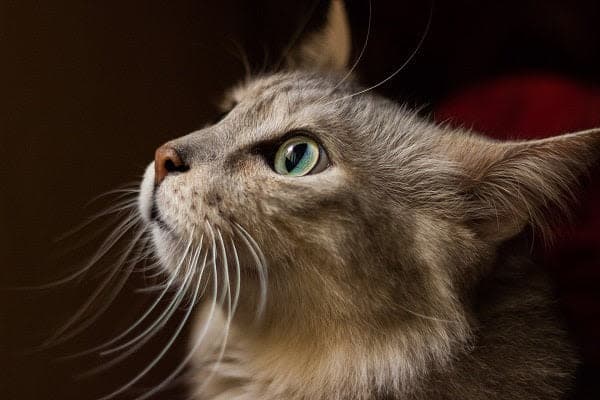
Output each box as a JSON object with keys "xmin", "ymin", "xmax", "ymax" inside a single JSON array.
[
  {"xmin": 45, "ymin": 225, "xmax": 146, "ymax": 348},
  {"xmin": 123, "ymin": 233, "xmax": 154, "ymax": 273},
  {"xmin": 318, "ymin": 0, "xmax": 372, "ymax": 101},
  {"xmin": 54, "ymin": 196, "xmax": 139, "ymax": 244},
  {"xmin": 130, "ymin": 223, "xmax": 220, "ymax": 400},
  {"xmin": 97, "ymin": 242, "xmax": 195, "ymax": 357},
  {"xmin": 84, "ymin": 182, "xmax": 141, "ymax": 207},
  {"xmin": 62, "ymin": 236, "xmax": 193, "ymax": 359},
  {"xmin": 233, "ymin": 222, "xmax": 267, "ymax": 319},
  {"xmin": 94, "ymin": 239, "xmax": 205, "ymax": 400},
  {"xmin": 194, "ymin": 227, "xmax": 234, "ymax": 392},
  {"xmin": 324, "ymin": 1, "xmax": 433, "ymax": 105},
  {"xmin": 77, "ymin": 232, "xmax": 198, "ymax": 377},
  {"xmin": 138, "ymin": 260, "xmax": 168, "ymax": 281},
  {"xmin": 134, "ymin": 281, "xmax": 173, "ymax": 293},
  {"xmin": 229, "ymin": 237, "xmax": 241, "ymax": 316},
  {"xmin": 273, "ymin": 0, "xmax": 322, "ymax": 71},
  {"xmin": 88, "ymin": 230, "xmax": 153, "ymax": 281},
  {"xmin": 17, "ymin": 211, "xmax": 141, "ymax": 291},
  {"xmin": 227, "ymin": 38, "xmax": 252, "ymax": 82},
  {"xmin": 206, "ymin": 224, "xmax": 228, "ymax": 307}
]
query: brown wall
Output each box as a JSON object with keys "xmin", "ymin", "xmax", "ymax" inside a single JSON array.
[{"xmin": 1, "ymin": 2, "xmax": 242, "ymax": 398}]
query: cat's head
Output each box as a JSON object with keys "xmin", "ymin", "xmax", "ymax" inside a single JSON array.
[{"xmin": 138, "ymin": 0, "xmax": 599, "ymax": 341}]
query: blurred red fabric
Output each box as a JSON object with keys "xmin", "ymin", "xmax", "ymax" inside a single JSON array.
[{"xmin": 435, "ymin": 74, "xmax": 600, "ymax": 365}]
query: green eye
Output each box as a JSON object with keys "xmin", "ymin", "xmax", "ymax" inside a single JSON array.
[{"xmin": 274, "ymin": 136, "xmax": 324, "ymax": 176}]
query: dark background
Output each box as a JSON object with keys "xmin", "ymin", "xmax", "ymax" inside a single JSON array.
[{"xmin": 2, "ymin": 1, "xmax": 600, "ymax": 399}]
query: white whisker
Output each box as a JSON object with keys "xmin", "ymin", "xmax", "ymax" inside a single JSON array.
[
  {"xmin": 84, "ymin": 182, "xmax": 141, "ymax": 206},
  {"xmin": 47, "ymin": 225, "xmax": 146, "ymax": 348},
  {"xmin": 138, "ymin": 260, "xmax": 168, "ymax": 281},
  {"xmin": 126, "ymin": 225, "xmax": 218, "ymax": 400},
  {"xmin": 77, "ymin": 231, "xmax": 198, "ymax": 377},
  {"xmin": 95, "ymin": 238, "xmax": 205, "ymax": 400},
  {"xmin": 63, "ymin": 236, "xmax": 194, "ymax": 359},
  {"xmin": 229, "ymin": 237, "xmax": 241, "ymax": 316},
  {"xmin": 273, "ymin": 0, "xmax": 322, "ymax": 71},
  {"xmin": 318, "ymin": 0, "xmax": 372, "ymax": 101},
  {"xmin": 324, "ymin": 2, "xmax": 433, "ymax": 106},
  {"xmin": 227, "ymin": 38, "xmax": 252, "ymax": 82},
  {"xmin": 234, "ymin": 222, "xmax": 267, "ymax": 319},
  {"xmin": 54, "ymin": 196, "xmax": 139, "ymax": 244},
  {"xmin": 23, "ymin": 211, "xmax": 141, "ymax": 291},
  {"xmin": 194, "ymin": 227, "xmax": 235, "ymax": 392},
  {"xmin": 99, "ymin": 253, "xmax": 194, "ymax": 357}
]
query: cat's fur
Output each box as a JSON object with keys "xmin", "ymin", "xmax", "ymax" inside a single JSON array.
[{"xmin": 137, "ymin": 1, "xmax": 600, "ymax": 398}]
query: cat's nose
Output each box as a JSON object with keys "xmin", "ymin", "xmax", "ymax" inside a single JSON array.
[{"xmin": 154, "ymin": 144, "xmax": 189, "ymax": 185}]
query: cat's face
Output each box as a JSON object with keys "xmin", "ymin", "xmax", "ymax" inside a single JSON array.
[{"xmin": 138, "ymin": 71, "xmax": 477, "ymax": 326}]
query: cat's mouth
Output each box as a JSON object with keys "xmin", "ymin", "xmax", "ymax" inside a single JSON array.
[
  {"xmin": 138, "ymin": 163, "xmax": 181, "ymax": 240},
  {"xmin": 149, "ymin": 201, "xmax": 170, "ymax": 230}
]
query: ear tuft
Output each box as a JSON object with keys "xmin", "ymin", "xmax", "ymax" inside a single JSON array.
[
  {"xmin": 285, "ymin": 0, "xmax": 351, "ymax": 71},
  {"xmin": 461, "ymin": 129, "xmax": 600, "ymax": 242}
]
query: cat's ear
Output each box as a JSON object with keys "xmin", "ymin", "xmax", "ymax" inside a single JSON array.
[
  {"xmin": 285, "ymin": 0, "xmax": 351, "ymax": 71},
  {"xmin": 459, "ymin": 129, "xmax": 600, "ymax": 242}
]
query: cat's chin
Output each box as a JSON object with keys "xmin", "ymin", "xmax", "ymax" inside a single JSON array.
[
  {"xmin": 148, "ymin": 224, "xmax": 202, "ymax": 284},
  {"xmin": 138, "ymin": 162, "xmax": 155, "ymax": 224},
  {"xmin": 151, "ymin": 225, "xmax": 182, "ymax": 268}
]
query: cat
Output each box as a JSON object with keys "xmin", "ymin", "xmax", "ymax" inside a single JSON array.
[{"xmin": 133, "ymin": 1, "xmax": 599, "ymax": 399}]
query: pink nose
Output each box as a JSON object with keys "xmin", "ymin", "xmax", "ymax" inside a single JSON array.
[{"xmin": 154, "ymin": 144, "xmax": 189, "ymax": 184}]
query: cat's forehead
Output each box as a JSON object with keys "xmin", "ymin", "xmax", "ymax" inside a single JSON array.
[
  {"xmin": 227, "ymin": 71, "xmax": 354, "ymax": 107},
  {"xmin": 214, "ymin": 71, "xmax": 406, "ymax": 149}
]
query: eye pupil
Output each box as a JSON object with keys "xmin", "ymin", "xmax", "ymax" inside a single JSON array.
[
  {"xmin": 285, "ymin": 143, "xmax": 308, "ymax": 172},
  {"xmin": 274, "ymin": 135, "xmax": 325, "ymax": 176}
]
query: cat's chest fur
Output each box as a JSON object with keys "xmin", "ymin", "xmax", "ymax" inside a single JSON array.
[
  {"xmin": 187, "ymin": 308, "xmax": 413, "ymax": 400},
  {"xmin": 188, "ymin": 308, "xmax": 300, "ymax": 400},
  {"xmin": 187, "ymin": 246, "xmax": 578, "ymax": 400}
]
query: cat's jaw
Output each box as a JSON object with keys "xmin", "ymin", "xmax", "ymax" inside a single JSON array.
[{"xmin": 138, "ymin": 160, "xmax": 197, "ymax": 274}]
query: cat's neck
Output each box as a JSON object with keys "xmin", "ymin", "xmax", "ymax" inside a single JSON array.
[
  {"xmin": 193, "ymin": 307, "xmax": 469, "ymax": 400},
  {"xmin": 191, "ymin": 235, "xmax": 576, "ymax": 399},
  {"xmin": 412, "ymin": 236, "xmax": 577, "ymax": 399},
  {"xmin": 198, "ymin": 272, "xmax": 472, "ymax": 399}
]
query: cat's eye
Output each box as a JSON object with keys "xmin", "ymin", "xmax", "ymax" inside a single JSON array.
[{"xmin": 274, "ymin": 136, "xmax": 328, "ymax": 176}]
